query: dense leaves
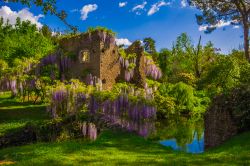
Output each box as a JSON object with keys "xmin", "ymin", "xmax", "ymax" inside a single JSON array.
[{"xmin": 0, "ymin": 18, "xmax": 55, "ymax": 66}]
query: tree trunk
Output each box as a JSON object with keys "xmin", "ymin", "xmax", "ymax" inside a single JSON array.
[{"xmin": 243, "ymin": 22, "xmax": 249, "ymax": 62}]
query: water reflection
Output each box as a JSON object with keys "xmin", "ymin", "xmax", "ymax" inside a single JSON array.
[
  {"xmin": 160, "ymin": 132, "xmax": 204, "ymax": 153},
  {"xmin": 151, "ymin": 116, "xmax": 204, "ymax": 154}
]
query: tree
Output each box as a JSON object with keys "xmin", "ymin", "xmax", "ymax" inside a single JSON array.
[
  {"xmin": 143, "ymin": 37, "xmax": 157, "ymax": 54},
  {"xmin": 0, "ymin": 18, "xmax": 55, "ymax": 65},
  {"xmin": 188, "ymin": 0, "xmax": 250, "ymax": 62},
  {"xmin": 4, "ymin": 0, "xmax": 77, "ymax": 32},
  {"xmin": 160, "ymin": 33, "xmax": 216, "ymax": 85},
  {"xmin": 41, "ymin": 25, "xmax": 52, "ymax": 38}
]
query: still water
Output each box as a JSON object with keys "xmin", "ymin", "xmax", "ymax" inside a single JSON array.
[
  {"xmin": 152, "ymin": 116, "xmax": 204, "ymax": 154},
  {"xmin": 160, "ymin": 132, "xmax": 204, "ymax": 153}
]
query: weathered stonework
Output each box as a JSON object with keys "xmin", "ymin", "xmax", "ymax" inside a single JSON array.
[
  {"xmin": 204, "ymin": 95, "xmax": 238, "ymax": 149},
  {"xmin": 205, "ymin": 86, "xmax": 250, "ymax": 149},
  {"xmin": 58, "ymin": 31, "xmax": 147, "ymax": 90},
  {"xmin": 59, "ymin": 31, "xmax": 120, "ymax": 90},
  {"xmin": 124, "ymin": 41, "xmax": 146, "ymax": 88}
]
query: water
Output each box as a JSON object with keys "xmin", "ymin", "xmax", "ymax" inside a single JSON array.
[
  {"xmin": 152, "ymin": 117, "xmax": 204, "ymax": 154},
  {"xmin": 160, "ymin": 132, "xmax": 204, "ymax": 154}
]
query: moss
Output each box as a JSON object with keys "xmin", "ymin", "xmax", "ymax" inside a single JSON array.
[{"xmin": 87, "ymin": 26, "xmax": 116, "ymax": 36}]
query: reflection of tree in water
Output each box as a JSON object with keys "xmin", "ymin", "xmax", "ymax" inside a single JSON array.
[{"xmin": 152, "ymin": 116, "xmax": 204, "ymax": 148}]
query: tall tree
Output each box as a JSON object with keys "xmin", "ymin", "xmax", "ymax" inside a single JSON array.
[{"xmin": 188, "ymin": 0, "xmax": 250, "ymax": 62}]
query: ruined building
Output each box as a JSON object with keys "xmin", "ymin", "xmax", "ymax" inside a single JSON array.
[{"xmin": 58, "ymin": 30, "xmax": 146, "ymax": 90}]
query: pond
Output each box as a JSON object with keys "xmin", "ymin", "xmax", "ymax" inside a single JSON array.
[
  {"xmin": 160, "ymin": 131, "xmax": 204, "ymax": 153},
  {"xmin": 151, "ymin": 116, "xmax": 204, "ymax": 154}
]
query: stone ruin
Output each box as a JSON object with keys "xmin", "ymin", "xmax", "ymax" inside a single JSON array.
[
  {"xmin": 58, "ymin": 30, "xmax": 146, "ymax": 90},
  {"xmin": 205, "ymin": 85, "xmax": 250, "ymax": 149}
]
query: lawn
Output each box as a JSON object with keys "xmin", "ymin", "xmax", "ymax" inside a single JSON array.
[
  {"xmin": 0, "ymin": 92, "xmax": 49, "ymax": 137},
  {"xmin": 0, "ymin": 93, "xmax": 250, "ymax": 166}
]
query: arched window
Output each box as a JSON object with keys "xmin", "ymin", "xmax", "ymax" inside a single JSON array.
[{"xmin": 79, "ymin": 50, "xmax": 90, "ymax": 63}]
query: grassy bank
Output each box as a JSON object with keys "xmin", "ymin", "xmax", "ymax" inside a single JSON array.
[
  {"xmin": 0, "ymin": 93, "xmax": 250, "ymax": 166},
  {"xmin": 0, "ymin": 92, "xmax": 49, "ymax": 136}
]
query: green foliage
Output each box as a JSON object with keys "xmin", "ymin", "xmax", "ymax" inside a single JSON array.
[
  {"xmin": 199, "ymin": 55, "xmax": 241, "ymax": 95},
  {"xmin": 143, "ymin": 37, "xmax": 157, "ymax": 60},
  {"xmin": 0, "ymin": 18, "xmax": 55, "ymax": 66},
  {"xmin": 152, "ymin": 117, "xmax": 204, "ymax": 147},
  {"xmin": 157, "ymin": 48, "xmax": 171, "ymax": 80},
  {"xmin": 228, "ymin": 85, "xmax": 250, "ymax": 131},
  {"xmin": 175, "ymin": 72, "xmax": 197, "ymax": 86},
  {"xmin": 239, "ymin": 61, "xmax": 250, "ymax": 85},
  {"xmin": 87, "ymin": 26, "xmax": 116, "ymax": 36},
  {"xmin": 158, "ymin": 33, "xmax": 216, "ymax": 85},
  {"xmin": 0, "ymin": 92, "xmax": 49, "ymax": 136},
  {"xmin": 154, "ymin": 93, "xmax": 176, "ymax": 117},
  {"xmin": 119, "ymin": 48, "xmax": 137, "ymax": 59},
  {"xmin": 0, "ymin": 59, "xmax": 8, "ymax": 78},
  {"xmin": 157, "ymin": 82, "xmax": 210, "ymax": 118}
]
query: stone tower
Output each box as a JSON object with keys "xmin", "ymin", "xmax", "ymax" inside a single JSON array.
[{"xmin": 59, "ymin": 30, "xmax": 121, "ymax": 90}]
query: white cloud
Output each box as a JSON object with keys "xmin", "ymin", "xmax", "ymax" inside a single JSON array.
[
  {"xmin": 115, "ymin": 38, "xmax": 132, "ymax": 46},
  {"xmin": 181, "ymin": 0, "xmax": 187, "ymax": 8},
  {"xmin": 80, "ymin": 4, "xmax": 98, "ymax": 21},
  {"xmin": 0, "ymin": 6, "xmax": 44, "ymax": 28},
  {"xmin": 233, "ymin": 25, "xmax": 240, "ymax": 29},
  {"xmin": 132, "ymin": 1, "xmax": 147, "ymax": 15},
  {"xmin": 70, "ymin": 9, "xmax": 79, "ymax": 13},
  {"xmin": 199, "ymin": 20, "xmax": 234, "ymax": 31},
  {"xmin": 147, "ymin": 1, "xmax": 170, "ymax": 16},
  {"xmin": 119, "ymin": 2, "xmax": 127, "ymax": 8}
]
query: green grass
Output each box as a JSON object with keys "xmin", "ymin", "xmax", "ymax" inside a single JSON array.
[
  {"xmin": 0, "ymin": 92, "xmax": 49, "ymax": 136},
  {"xmin": 0, "ymin": 93, "xmax": 250, "ymax": 166}
]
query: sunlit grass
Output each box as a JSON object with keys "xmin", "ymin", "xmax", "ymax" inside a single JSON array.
[
  {"xmin": 0, "ymin": 92, "xmax": 49, "ymax": 136},
  {"xmin": 0, "ymin": 92, "xmax": 249, "ymax": 165}
]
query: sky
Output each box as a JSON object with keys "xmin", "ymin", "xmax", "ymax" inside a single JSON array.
[{"xmin": 0, "ymin": 0, "xmax": 244, "ymax": 54}]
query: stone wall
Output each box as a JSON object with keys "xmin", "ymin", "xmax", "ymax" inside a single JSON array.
[
  {"xmin": 100, "ymin": 42, "xmax": 120, "ymax": 90},
  {"xmin": 59, "ymin": 31, "xmax": 121, "ymax": 90},
  {"xmin": 125, "ymin": 41, "xmax": 146, "ymax": 87},
  {"xmin": 204, "ymin": 95, "xmax": 238, "ymax": 149},
  {"xmin": 205, "ymin": 85, "xmax": 250, "ymax": 149},
  {"xmin": 59, "ymin": 32, "xmax": 101, "ymax": 79}
]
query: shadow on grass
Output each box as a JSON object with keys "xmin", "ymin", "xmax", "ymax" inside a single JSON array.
[
  {"xmin": 0, "ymin": 106, "xmax": 48, "ymax": 122},
  {"xmin": 0, "ymin": 93, "xmax": 49, "ymax": 137},
  {"xmin": 0, "ymin": 98, "xmax": 44, "ymax": 109},
  {"xmin": 0, "ymin": 130, "xmax": 249, "ymax": 165}
]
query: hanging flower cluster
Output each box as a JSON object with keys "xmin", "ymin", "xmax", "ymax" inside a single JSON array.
[
  {"xmin": 0, "ymin": 78, "xmax": 9, "ymax": 91},
  {"xmin": 81, "ymin": 122, "xmax": 97, "ymax": 140},
  {"xmin": 144, "ymin": 56, "xmax": 162, "ymax": 80},
  {"xmin": 59, "ymin": 55, "xmax": 72, "ymax": 73},
  {"xmin": 39, "ymin": 52, "xmax": 72, "ymax": 74},
  {"xmin": 119, "ymin": 49, "xmax": 137, "ymax": 82},
  {"xmin": 9, "ymin": 78, "xmax": 17, "ymax": 96},
  {"xmin": 47, "ymin": 80, "xmax": 88, "ymax": 118},
  {"xmin": 86, "ymin": 74, "xmax": 102, "ymax": 91},
  {"xmin": 46, "ymin": 81, "xmax": 156, "ymax": 138},
  {"xmin": 87, "ymin": 86, "xmax": 156, "ymax": 137},
  {"xmin": 41, "ymin": 54, "xmax": 57, "ymax": 66},
  {"xmin": 86, "ymin": 28, "xmax": 116, "ymax": 48}
]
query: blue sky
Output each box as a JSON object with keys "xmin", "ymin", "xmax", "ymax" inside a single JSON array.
[{"xmin": 0, "ymin": 0, "xmax": 244, "ymax": 54}]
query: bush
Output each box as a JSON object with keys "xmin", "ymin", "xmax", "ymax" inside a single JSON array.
[{"xmin": 157, "ymin": 82, "xmax": 210, "ymax": 118}]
